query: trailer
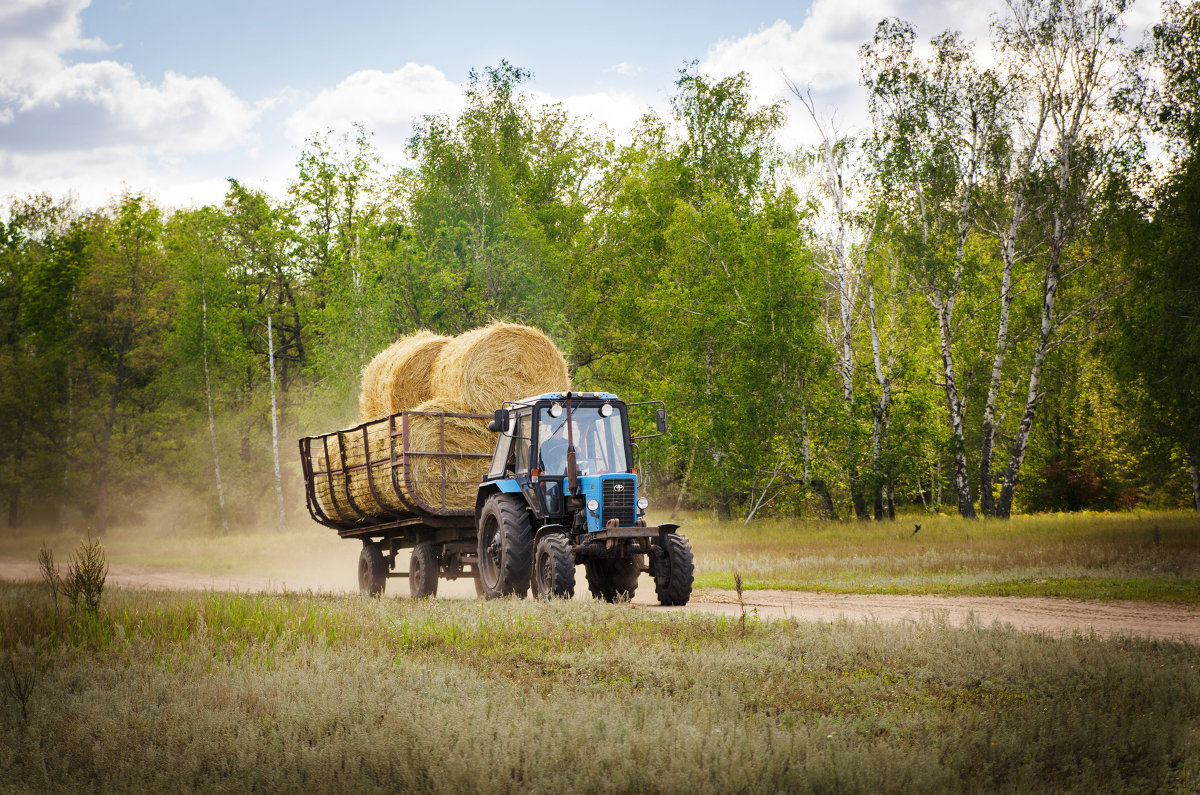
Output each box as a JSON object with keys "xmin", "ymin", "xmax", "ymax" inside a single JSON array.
[{"xmin": 298, "ymin": 408, "xmax": 490, "ymax": 598}]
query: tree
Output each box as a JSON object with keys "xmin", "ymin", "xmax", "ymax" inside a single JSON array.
[
  {"xmin": 991, "ymin": 0, "xmax": 1133, "ymax": 517},
  {"xmin": 579, "ymin": 70, "xmax": 822, "ymax": 519},
  {"xmin": 1114, "ymin": 0, "xmax": 1200, "ymax": 510},
  {"xmin": 862, "ymin": 21, "xmax": 1005, "ymax": 517}
]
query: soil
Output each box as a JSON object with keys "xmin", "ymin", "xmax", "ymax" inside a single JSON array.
[{"xmin": 3, "ymin": 555, "xmax": 1196, "ymax": 642}]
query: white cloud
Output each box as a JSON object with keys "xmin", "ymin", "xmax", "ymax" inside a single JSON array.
[
  {"xmin": 285, "ymin": 64, "xmax": 465, "ymax": 164},
  {"xmin": 0, "ymin": 0, "xmax": 259, "ymax": 207},
  {"xmin": 700, "ymin": 0, "xmax": 1158, "ymax": 154},
  {"xmin": 699, "ymin": 0, "xmax": 1006, "ymax": 149},
  {"xmin": 604, "ymin": 61, "xmax": 644, "ymax": 78}
]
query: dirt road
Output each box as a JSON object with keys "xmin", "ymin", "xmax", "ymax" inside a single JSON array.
[{"xmin": 3, "ymin": 555, "xmax": 1196, "ymax": 642}]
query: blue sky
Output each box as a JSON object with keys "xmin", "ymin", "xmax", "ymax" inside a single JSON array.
[{"xmin": 1, "ymin": 0, "xmax": 1162, "ymax": 209}]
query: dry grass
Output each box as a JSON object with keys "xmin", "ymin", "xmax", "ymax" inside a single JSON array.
[
  {"xmin": 675, "ymin": 510, "xmax": 1200, "ymax": 601},
  {"xmin": 0, "ymin": 584, "xmax": 1197, "ymax": 792},
  {"xmin": 359, "ymin": 331, "xmax": 449, "ymax": 421},
  {"xmin": 429, "ymin": 321, "xmax": 570, "ymax": 414}
]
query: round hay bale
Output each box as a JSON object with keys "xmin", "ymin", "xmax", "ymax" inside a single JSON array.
[
  {"xmin": 359, "ymin": 331, "xmax": 450, "ymax": 420},
  {"xmin": 401, "ymin": 397, "xmax": 495, "ymax": 511},
  {"xmin": 429, "ymin": 322, "xmax": 570, "ymax": 414}
]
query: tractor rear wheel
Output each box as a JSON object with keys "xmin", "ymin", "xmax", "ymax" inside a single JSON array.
[
  {"xmin": 585, "ymin": 555, "xmax": 641, "ymax": 602},
  {"xmin": 358, "ymin": 542, "xmax": 387, "ymax": 596},
  {"xmin": 476, "ymin": 495, "xmax": 533, "ymax": 599},
  {"xmin": 653, "ymin": 534, "xmax": 694, "ymax": 606},
  {"xmin": 409, "ymin": 543, "xmax": 439, "ymax": 598},
  {"xmin": 534, "ymin": 533, "xmax": 576, "ymax": 599}
]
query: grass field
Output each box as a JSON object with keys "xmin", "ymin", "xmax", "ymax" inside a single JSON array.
[
  {"xmin": 3, "ymin": 510, "xmax": 1199, "ymax": 602},
  {"xmin": 1, "ymin": 583, "xmax": 1198, "ymax": 792},
  {"xmin": 681, "ymin": 510, "xmax": 1200, "ymax": 602}
]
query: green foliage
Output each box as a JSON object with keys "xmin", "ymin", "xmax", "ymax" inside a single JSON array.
[{"xmin": 0, "ymin": 29, "xmax": 1195, "ymax": 526}]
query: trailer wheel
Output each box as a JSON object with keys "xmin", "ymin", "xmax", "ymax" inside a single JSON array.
[
  {"xmin": 534, "ymin": 534, "xmax": 575, "ymax": 599},
  {"xmin": 653, "ymin": 534, "xmax": 694, "ymax": 606},
  {"xmin": 476, "ymin": 495, "xmax": 533, "ymax": 599},
  {"xmin": 409, "ymin": 543, "xmax": 439, "ymax": 599},
  {"xmin": 358, "ymin": 542, "xmax": 387, "ymax": 596},
  {"xmin": 585, "ymin": 555, "xmax": 641, "ymax": 602}
]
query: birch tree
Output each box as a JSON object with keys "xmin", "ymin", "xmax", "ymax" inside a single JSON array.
[
  {"xmin": 992, "ymin": 0, "xmax": 1132, "ymax": 516},
  {"xmin": 862, "ymin": 22, "xmax": 1005, "ymax": 517}
]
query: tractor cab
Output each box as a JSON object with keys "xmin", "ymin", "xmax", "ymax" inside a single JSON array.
[{"xmin": 482, "ymin": 392, "xmax": 646, "ymax": 533}]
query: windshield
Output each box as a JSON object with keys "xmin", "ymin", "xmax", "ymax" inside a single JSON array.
[{"xmin": 537, "ymin": 405, "xmax": 628, "ymax": 477}]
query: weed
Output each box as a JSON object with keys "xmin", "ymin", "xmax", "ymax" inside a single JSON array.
[
  {"xmin": 1, "ymin": 649, "xmax": 36, "ymax": 724},
  {"xmin": 37, "ymin": 544, "xmax": 60, "ymax": 612},
  {"xmin": 63, "ymin": 533, "xmax": 108, "ymax": 613},
  {"xmin": 734, "ymin": 569, "xmax": 747, "ymax": 634}
]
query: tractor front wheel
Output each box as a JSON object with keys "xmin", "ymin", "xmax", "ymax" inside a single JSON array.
[
  {"xmin": 585, "ymin": 555, "xmax": 641, "ymax": 602},
  {"xmin": 534, "ymin": 533, "xmax": 576, "ymax": 599},
  {"xmin": 476, "ymin": 495, "xmax": 533, "ymax": 599}
]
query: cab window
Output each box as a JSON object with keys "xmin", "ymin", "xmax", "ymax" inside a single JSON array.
[
  {"xmin": 513, "ymin": 411, "xmax": 532, "ymax": 475},
  {"xmin": 487, "ymin": 428, "xmax": 513, "ymax": 479}
]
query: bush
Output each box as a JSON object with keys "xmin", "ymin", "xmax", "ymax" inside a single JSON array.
[{"xmin": 59, "ymin": 534, "xmax": 108, "ymax": 613}]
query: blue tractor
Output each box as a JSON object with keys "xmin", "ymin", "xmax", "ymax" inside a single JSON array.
[{"xmin": 476, "ymin": 391, "xmax": 694, "ymax": 604}]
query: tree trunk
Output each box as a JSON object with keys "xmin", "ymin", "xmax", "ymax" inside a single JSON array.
[
  {"xmin": 811, "ymin": 479, "xmax": 837, "ymax": 520},
  {"xmin": 997, "ymin": 247, "xmax": 1061, "ymax": 518},
  {"xmin": 269, "ymin": 315, "xmax": 287, "ymax": 533},
  {"xmin": 202, "ymin": 271, "xmax": 229, "ymax": 535},
  {"xmin": 670, "ymin": 446, "xmax": 697, "ymax": 520},
  {"xmin": 1189, "ymin": 454, "xmax": 1200, "ymax": 513},
  {"xmin": 980, "ymin": 200, "xmax": 1020, "ymax": 516},
  {"xmin": 935, "ymin": 300, "xmax": 975, "ymax": 518}
]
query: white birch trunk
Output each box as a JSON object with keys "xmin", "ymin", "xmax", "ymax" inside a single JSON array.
[
  {"xmin": 934, "ymin": 296, "xmax": 975, "ymax": 518},
  {"xmin": 201, "ymin": 271, "xmax": 229, "ymax": 535},
  {"xmin": 269, "ymin": 315, "xmax": 287, "ymax": 533},
  {"xmin": 979, "ymin": 201, "xmax": 1020, "ymax": 516},
  {"xmin": 1189, "ymin": 458, "xmax": 1200, "ymax": 513}
]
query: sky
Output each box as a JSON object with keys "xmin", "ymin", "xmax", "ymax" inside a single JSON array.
[{"xmin": 0, "ymin": 0, "xmax": 1163, "ymax": 210}]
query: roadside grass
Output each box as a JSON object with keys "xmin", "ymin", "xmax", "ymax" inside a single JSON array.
[
  {"xmin": 679, "ymin": 510, "xmax": 1200, "ymax": 603},
  {"xmin": 4, "ymin": 509, "xmax": 1199, "ymax": 602},
  {"xmin": 1, "ymin": 583, "xmax": 1197, "ymax": 792}
]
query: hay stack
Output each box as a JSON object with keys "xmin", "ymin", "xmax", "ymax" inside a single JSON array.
[
  {"xmin": 341, "ymin": 421, "xmax": 409, "ymax": 517},
  {"xmin": 429, "ymin": 322, "xmax": 570, "ymax": 414},
  {"xmin": 359, "ymin": 331, "xmax": 449, "ymax": 420},
  {"xmin": 310, "ymin": 421, "xmax": 409, "ymax": 522},
  {"xmin": 402, "ymin": 397, "xmax": 494, "ymax": 510}
]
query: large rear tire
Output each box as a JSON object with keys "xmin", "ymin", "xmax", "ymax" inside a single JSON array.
[
  {"xmin": 476, "ymin": 495, "xmax": 533, "ymax": 599},
  {"xmin": 409, "ymin": 543, "xmax": 439, "ymax": 599},
  {"xmin": 585, "ymin": 555, "xmax": 641, "ymax": 602},
  {"xmin": 653, "ymin": 534, "xmax": 693, "ymax": 606},
  {"xmin": 534, "ymin": 533, "xmax": 576, "ymax": 599},
  {"xmin": 358, "ymin": 542, "xmax": 387, "ymax": 596}
]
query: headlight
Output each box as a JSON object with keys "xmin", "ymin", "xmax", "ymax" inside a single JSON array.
[
  {"xmin": 587, "ymin": 499, "xmax": 599, "ymax": 512},
  {"xmin": 599, "ymin": 403, "xmax": 613, "ymax": 417},
  {"xmin": 548, "ymin": 403, "xmax": 563, "ymax": 418},
  {"xmin": 637, "ymin": 497, "xmax": 649, "ymax": 510}
]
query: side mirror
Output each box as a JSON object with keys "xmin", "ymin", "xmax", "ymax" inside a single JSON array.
[
  {"xmin": 655, "ymin": 408, "xmax": 668, "ymax": 434},
  {"xmin": 487, "ymin": 409, "xmax": 511, "ymax": 433}
]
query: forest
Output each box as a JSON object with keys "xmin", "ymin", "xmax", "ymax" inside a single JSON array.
[{"xmin": 1, "ymin": 0, "xmax": 1197, "ymax": 532}]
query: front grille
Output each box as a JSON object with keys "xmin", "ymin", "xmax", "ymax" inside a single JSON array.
[{"xmin": 602, "ymin": 479, "xmax": 636, "ymax": 527}]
